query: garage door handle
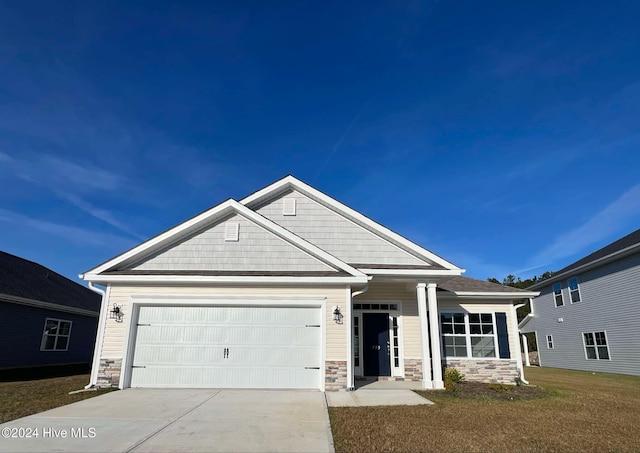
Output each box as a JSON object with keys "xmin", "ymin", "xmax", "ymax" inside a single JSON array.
[
  {"xmin": 132, "ymin": 365, "xmax": 146, "ymax": 369},
  {"xmin": 137, "ymin": 323, "xmax": 151, "ymax": 327},
  {"xmin": 305, "ymin": 367, "xmax": 320, "ymax": 369},
  {"xmin": 305, "ymin": 324, "xmax": 320, "ymax": 327},
  {"xmin": 224, "ymin": 348, "xmax": 229, "ymax": 358}
]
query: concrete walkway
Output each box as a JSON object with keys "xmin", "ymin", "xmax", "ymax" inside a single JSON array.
[
  {"xmin": 0, "ymin": 389, "xmax": 334, "ymax": 453},
  {"xmin": 325, "ymin": 388, "xmax": 434, "ymax": 407}
]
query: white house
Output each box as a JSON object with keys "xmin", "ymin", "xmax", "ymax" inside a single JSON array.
[{"xmin": 82, "ymin": 175, "xmax": 537, "ymax": 390}]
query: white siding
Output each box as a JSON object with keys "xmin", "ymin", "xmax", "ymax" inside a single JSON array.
[
  {"xmin": 522, "ymin": 252, "xmax": 640, "ymax": 376},
  {"xmin": 255, "ymin": 190, "xmax": 431, "ymax": 266},
  {"xmin": 130, "ymin": 213, "xmax": 336, "ymax": 273}
]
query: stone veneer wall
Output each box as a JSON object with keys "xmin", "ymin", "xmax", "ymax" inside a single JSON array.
[
  {"xmin": 325, "ymin": 360, "xmax": 347, "ymax": 391},
  {"xmin": 97, "ymin": 358, "xmax": 122, "ymax": 388},
  {"xmin": 403, "ymin": 359, "xmax": 423, "ymax": 381},
  {"xmin": 444, "ymin": 359, "xmax": 519, "ymax": 384}
]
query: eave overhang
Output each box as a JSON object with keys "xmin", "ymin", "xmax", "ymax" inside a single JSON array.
[{"xmin": 81, "ymin": 274, "xmax": 370, "ymax": 285}]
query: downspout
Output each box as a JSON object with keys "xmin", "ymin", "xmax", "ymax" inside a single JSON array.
[
  {"xmin": 511, "ymin": 301, "xmax": 529, "ymax": 385},
  {"xmin": 347, "ymin": 278, "xmax": 371, "ymax": 391},
  {"xmin": 85, "ymin": 282, "xmax": 107, "ymax": 389},
  {"xmin": 351, "ymin": 280, "xmax": 370, "ymax": 299}
]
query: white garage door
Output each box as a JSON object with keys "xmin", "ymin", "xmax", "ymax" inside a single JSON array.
[{"xmin": 129, "ymin": 305, "xmax": 322, "ymax": 389}]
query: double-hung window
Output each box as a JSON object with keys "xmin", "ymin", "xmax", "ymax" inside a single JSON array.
[
  {"xmin": 546, "ymin": 334, "xmax": 554, "ymax": 349},
  {"xmin": 441, "ymin": 313, "xmax": 497, "ymax": 358},
  {"xmin": 553, "ymin": 282, "xmax": 564, "ymax": 307},
  {"xmin": 583, "ymin": 331, "xmax": 610, "ymax": 360},
  {"xmin": 41, "ymin": 318, "xmax": 72, "ymax": 351},
  {"xmin": 568, "ymin": 277, "xmax": 581, "ymax": 303}
]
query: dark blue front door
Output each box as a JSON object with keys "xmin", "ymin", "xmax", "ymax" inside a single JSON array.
[{"xmin": 363, "ymin": 313, "xmax": 391, "ymax": 376}]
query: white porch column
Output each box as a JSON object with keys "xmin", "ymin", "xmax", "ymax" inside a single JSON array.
[
  {"xmin": 416, "ymin": 283, "xmax": 433, "ymax": 389},
  {"xmin": 346, "ymin": 287, "xmax": 354, "ymax": 390},
  {"xmin": 427, "ymin": 283, "xmax": 444, "ymax": 389},
  {"xmin": 522, "ymin": 334, "xmax": 530, "ymax": 367}
]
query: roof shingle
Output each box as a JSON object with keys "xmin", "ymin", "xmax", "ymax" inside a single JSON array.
[{"xmin": 0, "ymin": 251, "xmax": 100, "ymax": 312}]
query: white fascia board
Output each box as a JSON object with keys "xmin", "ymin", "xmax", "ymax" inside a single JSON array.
[
  {"xmin": 84, "ymin": 199, "xmax": 239, "ymax": 276},
  {"xmin": 82, "ymin": 274, "xmax": 369, "ymax": 285},
  {"xmin": 359, "ymin": 269, "xmax": 464, "ymax": 277},
  {"xmin": 452, "ymin": 291, "xmax": 540, "ymax": 298},
  {"xmin": 0, "ymin": 294, "xmax": 99, "ymax": 317},
  {"xmin": 240, "ymin": 175, "xmax": 462, "ymax": 271},
  {"xmin": 83, "ymin": 198, "xmax": 364, "ymax": 279}
]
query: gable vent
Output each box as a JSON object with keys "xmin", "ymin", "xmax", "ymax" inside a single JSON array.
[
  {"xmin": 283, "ymin": 198, "xmax": 297, "ymax": 216},
  {"xmin": 225, "ymin": 222, "xmax": 240, "ymax": 241}
]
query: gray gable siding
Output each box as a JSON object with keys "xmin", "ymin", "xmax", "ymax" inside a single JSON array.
[
  {"xmin": 522, "ymin": 252, "xmax": 640, "ymax": 376},
  {"xmin": 130, "ymin": 213, "xmax": 337, "ymax": 273},
  {"xmin": 254, "ymin": 190, "xmax": 429, "ymax": 266}
]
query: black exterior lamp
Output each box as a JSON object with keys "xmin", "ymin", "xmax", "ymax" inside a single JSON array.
[
  {"xmin": 333, "ymin": 306, "xmax": 343, "ymax": 324},
  {"xmin": 110, "ymin": 303, "xmax": 124, "ymax": 322}
]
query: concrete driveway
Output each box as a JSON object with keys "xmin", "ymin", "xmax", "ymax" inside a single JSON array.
[{"xmin": 0, "ymin": 389, "xmax": 334, "ymax": 453}]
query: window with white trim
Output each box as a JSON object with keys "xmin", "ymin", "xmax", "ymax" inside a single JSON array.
[
  {"xmin": 553, "ymin": 282, "xmax": 564, "ymax": 307},
  {"xmin": 568, "ymin": 277, "xmax": 581, "ymax": 303},
  {"xmin": 546, "ymin": 334, "xmax": 554, "ymax": 349},
  {"xmin": 41, "ymin": 319, "xmax": 72, "ymax": 351},
  {"xmin": 583, "ymin": 331, "xmax": 610, "ymax": 360},
  {"xmin": 440, "ymin": 313, "xmax": 497, "ymax": 358}
]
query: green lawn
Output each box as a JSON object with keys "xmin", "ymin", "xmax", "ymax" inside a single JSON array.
[
  {"xmin": 0, "ymin": 374, "xmax": 114, "ymax": 424},
  {"xmin": 329, "ymin": 367, "xmax": 640, "ymax": 453}
]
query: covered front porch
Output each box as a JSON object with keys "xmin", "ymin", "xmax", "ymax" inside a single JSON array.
[
  {"xmin": 345, "ymin": 276, "xmax": 535, "ymax": 391},
  {"xmin": 348, "ymin": 279, "xmax": 446, "ymax": 390}
]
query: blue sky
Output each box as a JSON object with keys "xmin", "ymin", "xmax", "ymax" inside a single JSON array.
[{"xmin": 1, "ymin": 0, "xmax": 639, "ymax": 283}]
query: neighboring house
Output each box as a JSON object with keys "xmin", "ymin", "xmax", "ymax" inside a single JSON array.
[
  {"xmin": 81, "ymin": 176, "xmax": 537, "ymax": 391},
  {"xmin": 0, "ymin": 251, "xmax": 101, "ymax": 371},
  {"xmin": 520, "ymin": 228, "xmax": 640, "ymax": 376}
]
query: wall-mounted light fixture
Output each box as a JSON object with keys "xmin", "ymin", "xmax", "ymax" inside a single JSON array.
[
  {"xmin": 333, "ymin": 306, "xmax": 343, "ymax": 324},
  {"xmin": 110, "ymin": 303, "xmax": 124, "ymax": 323}
]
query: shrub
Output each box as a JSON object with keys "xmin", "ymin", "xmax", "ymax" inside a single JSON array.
[
  {"xmin": 488, "ymin": 383, "xmax": 513, "ymax": 392},
  {"xmin": 443, "ymin": 367, "xmax": 465, "ymax": 391}
]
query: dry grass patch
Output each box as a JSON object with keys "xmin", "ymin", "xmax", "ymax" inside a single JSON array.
[
  {"xmin": 0, "ymin": 374, "xmax": 114, "ymax": 423},
  {"xmin": 328, "ymin": 367, "xmax": 640, "ymax": 453}
]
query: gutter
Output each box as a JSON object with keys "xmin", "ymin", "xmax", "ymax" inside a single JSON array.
[{"xmin": 85, "ymin": 282, "xmax": 108, "ymax": 389}]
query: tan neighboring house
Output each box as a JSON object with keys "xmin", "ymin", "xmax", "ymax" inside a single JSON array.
[{"xmin": 81, "ymin": 175, "xmax": 537, "ymax": 391}]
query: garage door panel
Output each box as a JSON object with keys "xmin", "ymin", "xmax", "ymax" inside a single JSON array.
[{"xmin": 130, "ymin": 305, "xmax": 321, "ymax": 389}]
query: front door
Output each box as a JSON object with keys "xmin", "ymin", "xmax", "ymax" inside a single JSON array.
[{"xmin": 363, "ymin": 313, "xmax": 391, "ymax": 376}]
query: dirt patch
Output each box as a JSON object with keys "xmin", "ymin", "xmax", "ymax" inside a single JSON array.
[{"xmin": 441, "ymin": 381, "xmax": 548, "ymax": 400}]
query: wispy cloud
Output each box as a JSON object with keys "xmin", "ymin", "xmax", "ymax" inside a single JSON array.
[
  {"xmin": 59, "ymin": 193, "xmax": 146, "ymax": 241},
  {"xmin": 42, "ymin": 155, "xmax": 122, "ymax": 191},
  {"xmin": 0, "ymin": 208, "xmax": 136, "ymax": 249},
  {"xmin": 528, "ymin": 183, "xmax": 640, "ymax": 268},
  {"xmin": 1, "ymin": 152, "xmax": 144, "ymax": 238}
]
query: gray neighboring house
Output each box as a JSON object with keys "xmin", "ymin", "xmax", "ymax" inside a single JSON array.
[
  {"xmin": 0, "ymin": 251, "xmax": 101, "ymax": 372},
  {"xmin": 520, "ymin": 228, "xmax": 640, "ymax": 376}
]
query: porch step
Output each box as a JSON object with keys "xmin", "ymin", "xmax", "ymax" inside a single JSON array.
[{"xmin": 355, "ymin": 376, "xmax": 406, "ymax": 382}]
